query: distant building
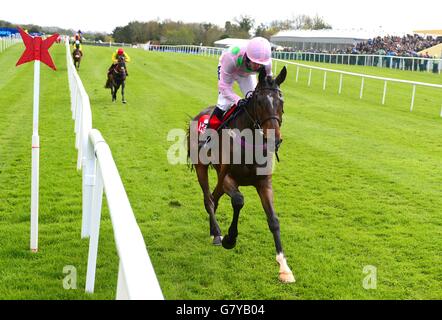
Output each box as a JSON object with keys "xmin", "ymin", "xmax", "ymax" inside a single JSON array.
[
  {"xmin": 270, "ymin": 29, "xmax": 378, "ymax": 51},
  {"xmin": 214, "ymin": 37, "xmax": 278, "ymax": 52},
  {"xmin": 213, "ymin": 38, "xmax": 250, "ymax": 48}
]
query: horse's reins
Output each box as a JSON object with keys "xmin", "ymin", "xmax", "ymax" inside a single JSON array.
[
  {"xmin": 113, "ymin": 60, "xmax": 127, "ymax": 78},
  {"xmin": 242, "ymin": 88, "xmax": 283, "ymax": 162}
]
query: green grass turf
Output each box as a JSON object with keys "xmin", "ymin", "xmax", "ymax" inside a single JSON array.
[{"xmin": 0, "ymin": 43, "xmax": 441, "ymax": 299}]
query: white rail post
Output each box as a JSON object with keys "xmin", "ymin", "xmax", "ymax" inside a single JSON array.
[
  {"xmin": 360, "ymin": 77, "xmax": 365, "ymax": 99},
  {"xmin": 382, "ymin": 81, "xmax": 387, "ymax": 105},
  {"xmin": 308, "ymin": 69, "xmax": 312, "ymax": 87},
  {"xmin": 410, "ymin": 85, "xmax": 416, "ymax": 112},
  {"xmin": 74, "ymin": 89, "xmax": 82, "ymax": 149},
  {"xmin": 30, "ymin": 61, "xmax": 41, "ymax": 253},
  {"xmin": 323, "ymin": 71, "xmax": 327, "ymax": 91},
  {"xmin": 117, "ymin": 260, "xmax": 130, "ymax": 300},
  {"xmin": 338, "ymin": 74, "xmax": 343, "ymax": 94},
  {"xmin": 82, "ymin": 112, "xmax": 95, "ymax": 239},
  {"xmin": 85, "ymin": 161, "xmax": 104, "ymax": 293}
]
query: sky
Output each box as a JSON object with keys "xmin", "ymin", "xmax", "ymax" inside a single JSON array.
[{"xmin": 1, "ymin": 0, "xmax": 441, "ymax": 34}]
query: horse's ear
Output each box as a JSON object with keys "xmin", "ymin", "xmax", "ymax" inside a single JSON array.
[
  {"xmin": 258, "ymin": 67, "xmax": 266, "ymax": 85},
  {"xmin": 275, "ymin": 66, "xmax": 287, "ymax": 86}
]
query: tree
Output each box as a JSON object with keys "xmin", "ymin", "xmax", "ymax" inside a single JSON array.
[
  {"xmin": 312, "ymin": 15, "xmax": 332, "ymax": 30},
  {"xmin": 255, "ymin": 14, "xmax": 332, "ymax": 39},
  {"xmin": 234, "ymin": 15, "xmax": 255, "ymax": 35}
]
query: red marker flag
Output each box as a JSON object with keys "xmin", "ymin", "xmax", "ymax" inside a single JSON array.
[{"xmin": 16, "ymin": 27, "xmax": 59, "ymax": 70}]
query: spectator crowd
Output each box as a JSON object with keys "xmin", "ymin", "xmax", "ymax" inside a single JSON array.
[
  {"xmin": 278, "ymin": 34, "xmax": 441, "ymax": 58},
  {"xmin": 352, "ymin": 34, "xmax": 441, "ymax": 57}
]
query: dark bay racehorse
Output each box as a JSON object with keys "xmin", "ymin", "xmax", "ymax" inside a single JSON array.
[
  {"xmin": 105, "ymin": 55, "xmax": 127, "ymax": 103},
  {"xmin": 187, "ymin": 66, "xmax": 295, "ymax": 283},
  {"xmin": 73, "ymin": 48, "xmax": 82, "ymax": 70}
]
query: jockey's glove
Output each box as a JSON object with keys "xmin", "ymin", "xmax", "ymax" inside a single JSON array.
[{"xmin": 237, "ymin": 98, "xmax": 249, "ymax": 108}]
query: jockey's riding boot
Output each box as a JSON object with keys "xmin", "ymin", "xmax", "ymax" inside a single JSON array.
[
  {"xmin": 199, "ymin": 107, "xmax": 224, "ymax": 148},
  {"xmin": 208, "ymin": 107, "xmax": 224, "ymax": 131}
]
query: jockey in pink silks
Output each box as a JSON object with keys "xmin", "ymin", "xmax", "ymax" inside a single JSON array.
[{"xmin": 207, "ymin": 37, "xmax": 273, "ymax": 131}]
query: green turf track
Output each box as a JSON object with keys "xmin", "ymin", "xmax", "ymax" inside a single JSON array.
[{"xmin": 0, "ymin": 43, "xmax": 441, "ymax": 299}]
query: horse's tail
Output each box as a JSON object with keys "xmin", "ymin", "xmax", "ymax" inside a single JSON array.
[
  {"xmin": 186, "ymin": 121, "xmax": 193, "ymax": 171},
  {"xmin": 105, "ymin": 78, "xmax": 111, "ymax": 89}
]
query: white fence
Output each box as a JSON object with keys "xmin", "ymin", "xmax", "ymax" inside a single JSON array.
[
  {"xmin": 0, "ymin": 35, "xmax": 21, "ymax": 53},
  {"xmin": 81, "ymin": 39, "xmax": 133, "ymax": 48},
  {"xmin": 272, "ymin": 51, "xmax": 442, "ymax": 74},
  {"xmin": 65, "ymin": 40, "xmax": 163, "ymax": 300},
  {"xmin": 273, "ymin": 59, "xmax": 442, "ymax": 117},
  {"xmin": 144, "ymin": 44, "xmax": 224, "ymax": 57},
  {"xmin": 139, "ymin": 44, "xmax": 442, "ymax": 74}
]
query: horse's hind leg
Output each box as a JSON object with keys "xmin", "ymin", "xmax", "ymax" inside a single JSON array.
[
  {"xmin": 221, "ymin": 174, "xmax": 243, "ymax": 250},
  {"xmin": 195, "ymin": 164, "xmax": 222, "ymax": 245}
]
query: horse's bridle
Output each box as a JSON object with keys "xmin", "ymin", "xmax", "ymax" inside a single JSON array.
[
  {"xmin": 114, "ymin": 60, "xmax": 126, "ymax": 75},
  {"xmin": 243, "ymin": 87, "xmax": 283, "ymax": 130},
  {"xmin": 242, "ymin": 87, "xmax": 284, "ymax": 161}
]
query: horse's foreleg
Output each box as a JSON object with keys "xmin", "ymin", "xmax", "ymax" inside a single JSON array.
[
  {"xmin": 221, "ymin": 174, "xmax": 243, "ymax": 250},
  {"xmin": 111, "ymin": 85, "xmax": 116, "ymax": 102},
  {"xmin": 195, "ymin": 164, "xmax": 222, "ymax": 245},
  {"xmin": 114, "ymin": 82, "xmax": 121, "ymax": 102},
  {"xmin": 211, "ymin": 164, "xmax": 225, "ymax": 213},
  {"xmin": 256, "ymin": 179, "xmax": 295, "ymax": 283},
  {"xmin": 121, "ymin": 81, "xmax": 126, "ymax": 103}
]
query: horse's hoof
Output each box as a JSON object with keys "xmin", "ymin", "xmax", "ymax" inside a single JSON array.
[
  {"xmin": 279, "ymin": 271, "xmax": 295, "ymax": 284},
  {"xmin": 212, "ymin": 236, "xmax": 223, "ymax": 246},
  {"xmin": 122, "ymin": 100, "xmax": 127, "ymax": 104},
  {"xmin": 222, "ymin": 235, "xmax": 236, "ymax": 250}
]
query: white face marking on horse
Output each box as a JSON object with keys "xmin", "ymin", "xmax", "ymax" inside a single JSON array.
[{"xmin": 267, "ymin": 94, "xmax": 274, "ymax": 109}]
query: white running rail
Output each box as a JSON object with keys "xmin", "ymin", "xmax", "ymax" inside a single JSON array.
[
  {"xmin": 272, "ymin": 59, "xmax": 442, "ymax": 117},
  {"xmin": 0, "ymin": 35, "xmax": 21, "ymax": 53},
  {"xmin": 65, "ymin": 39, "xmax": 163, "ymax": 300}
]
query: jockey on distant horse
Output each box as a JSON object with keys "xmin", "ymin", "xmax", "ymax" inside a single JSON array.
[
  {"xmin": 74, "ymin": 30, "xmax": 82, "ymax": 43},
  {"xmin": 72, "ymin": 40, "xmax": 83, "ymax": 57},
  {"xmin": 200, "ymin": 37, "xmax": 273, "ymax": 146},
  {"xmin": 108, "ymin": 48, "xmax": 131, "ymax": 77}
]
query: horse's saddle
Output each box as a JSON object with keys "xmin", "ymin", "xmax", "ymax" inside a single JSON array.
[{"xmin": 197, "ymin": 104, "xmax": 243, "ymax": 134}]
